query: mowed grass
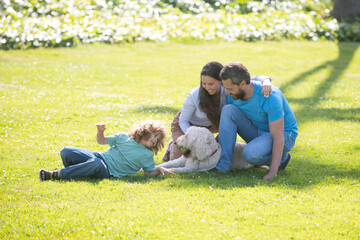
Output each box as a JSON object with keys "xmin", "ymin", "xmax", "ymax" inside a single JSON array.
[{"xmin": 0, "ymin": 41, "xmax": 359, "ymax": 239}]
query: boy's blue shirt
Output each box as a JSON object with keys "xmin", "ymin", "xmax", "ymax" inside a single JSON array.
[
  {"xmin": 101, "ymin": 133, "xmax": 155, "ymax": 177},
  {"xmin": 226, "ymin": 80, "xmax": 298, "ymax": 135}
]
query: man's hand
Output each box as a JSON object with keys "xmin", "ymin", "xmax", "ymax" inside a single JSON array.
[{"xmin": 263, "ymin": 171, "xmax": 277, "ymax": 180}]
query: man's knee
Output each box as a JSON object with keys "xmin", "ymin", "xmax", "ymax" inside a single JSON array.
[
  {"xmin": 221, "ymin": 105, "xmax": 241, "ymax": 124},
  {"xmin": 221, "ymin": 105, "xmax": 237, "ymax": 117},
  {"xmin": 242, "ymin": 146, "xmax": 253, "ymax": 163},
  {"xmin": 242, "ymin": 146, "xmax": 262, "ymax": 164}
]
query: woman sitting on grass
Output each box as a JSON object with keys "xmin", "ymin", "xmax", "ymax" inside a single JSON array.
[
  {"xmin": 162, "ymin": 61, "xmax": 272, "ymax": 162},
  {"xmin": 40, "ymin": 120, "xmax": 175, "ymax": 181}
]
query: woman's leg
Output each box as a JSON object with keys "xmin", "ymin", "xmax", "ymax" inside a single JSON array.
[{"xmin": 169, "ymin": 111, "xmax": 186, "ymax": 160}]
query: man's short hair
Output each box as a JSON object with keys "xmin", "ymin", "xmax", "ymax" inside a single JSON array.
[{"xmin": 220, "ymin": 62, "xmax": 251, "ymax": 85}]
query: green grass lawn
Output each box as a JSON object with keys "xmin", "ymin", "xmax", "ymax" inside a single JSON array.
[{"xmin": 1, "ymin": 41, "xmax": 359, "ymax": 239}]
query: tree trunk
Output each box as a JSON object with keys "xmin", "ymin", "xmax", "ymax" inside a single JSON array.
[{"xmin": 331, "ymin": 0, "xmax": 360, "ymax": 21}]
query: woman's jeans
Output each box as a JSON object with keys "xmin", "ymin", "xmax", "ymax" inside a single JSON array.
[
  {"xmin": 216, "ymin": 105, "xmax": 296, "ymax": 173},
  {"xmin": 59, "ymin": 147, "xmax": 110, "ymax": 179}
]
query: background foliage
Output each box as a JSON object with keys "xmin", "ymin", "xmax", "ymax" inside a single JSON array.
[{"xmin": 2, "ymin": 0, "xmax": 357, "ymax": 50}]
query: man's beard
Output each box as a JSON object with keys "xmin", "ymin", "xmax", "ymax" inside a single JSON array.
[{"xmin": 232, "ymin": 89, "xmax": 245, "ymax": 100}]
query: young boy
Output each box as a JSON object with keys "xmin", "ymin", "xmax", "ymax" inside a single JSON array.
[{"xmin": 39, "ymin": 120, "xmax": 175, "ymax": 181}]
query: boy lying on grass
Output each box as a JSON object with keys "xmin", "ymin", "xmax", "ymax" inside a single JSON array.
[{"xmin": 40, "ymin": 120, "xmax": 176, "ymax": 181}]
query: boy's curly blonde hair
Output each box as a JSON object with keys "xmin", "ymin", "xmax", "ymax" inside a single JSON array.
[{"xmin": 128, "ymin": 120, "xmax": 167, "ymax": 155}]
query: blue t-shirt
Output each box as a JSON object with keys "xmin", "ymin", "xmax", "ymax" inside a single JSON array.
[
  {"xmin": 226, "ymin": 80, "xmax": 298, "ymax": 136},
  {"xmin": 100, "ymin": 133, "xmax": 155, "ymax": 177}
]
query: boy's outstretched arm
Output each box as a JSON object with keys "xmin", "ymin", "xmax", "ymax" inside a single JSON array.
[
  {"xmin": 96, "ymin": 123, "xmax": 108, "ymax": 145},
  {"xmin": 144, "ymin": 166, "xmax": 176, "ymax": 176}
]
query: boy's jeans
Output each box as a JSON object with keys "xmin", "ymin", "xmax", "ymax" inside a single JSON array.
[
  {"xmin": 60, "ymin": 147, "xmax": 110, "ymax": 179},
  {"xmin": 216, "ymin": 105, "xmax": 296, "ymax": 173}
]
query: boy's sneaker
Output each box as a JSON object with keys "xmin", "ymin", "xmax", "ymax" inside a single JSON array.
[
  {"xmin": 279, "ymin": 153, "xmax": 291, "ymax": 170},
  {"xmin": 161, "ymin": 140, "xmax": 173, "ymax": 162}
]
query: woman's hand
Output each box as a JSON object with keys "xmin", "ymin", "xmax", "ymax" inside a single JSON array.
[{"xmin": 261, "ymin": 78, "xmax": 272, "ymax": 98}]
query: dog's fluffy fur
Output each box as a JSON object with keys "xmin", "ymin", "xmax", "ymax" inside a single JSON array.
[{"xmin": 158, "ymin": 126, "xmax": 253, "ymax": 173}]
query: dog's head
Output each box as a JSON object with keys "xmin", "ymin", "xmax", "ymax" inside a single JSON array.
[{"xmin": 175, "ymin": 126, "xmax": 217, "ymax": 161}]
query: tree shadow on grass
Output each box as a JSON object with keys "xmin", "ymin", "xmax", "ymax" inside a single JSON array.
[
  {"xmin": 281, "ymin": 42, "xmax": 360, "ymax": 124},
  {"xmin": 132, "ymin": 105, "xmax": 179, "ymax": 115}
]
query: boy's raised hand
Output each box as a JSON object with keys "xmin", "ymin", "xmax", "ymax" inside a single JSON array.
[
  {"xmin": 96, "ymin": 123, "xmax": 108, "ymax": 145},
  {"xmin": 96, "ymin": 123, "xmax": 106, "ymax": 132}
]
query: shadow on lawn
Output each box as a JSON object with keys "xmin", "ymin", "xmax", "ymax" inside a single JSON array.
[
  {"xmin": 69, "ymin": 157, "xmax": 359, "ymax": 190},
  {"xmin": 111, "ymin": 159, "xmax": 360, "ymax": 190},
  {"xmin": 281, "ymin": 42, "xmax": 360, "ymax": 123}
]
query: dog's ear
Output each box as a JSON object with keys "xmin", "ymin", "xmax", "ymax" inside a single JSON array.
[
  {"xmin": 206, "ymin": 130, "xmax": 217, "ymax": 147},
  {"xmin": 193, "ymin": 133, "xmax": 212, "ymax": 161}
]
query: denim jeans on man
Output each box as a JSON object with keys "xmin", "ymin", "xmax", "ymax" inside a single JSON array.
[
  {"xmin": 216, "ymin": 105, "xmax": 297, "ymax": 172},
  {"xmin": 60, "ymin": 147, "xmax": 110, "ymax": 179}
]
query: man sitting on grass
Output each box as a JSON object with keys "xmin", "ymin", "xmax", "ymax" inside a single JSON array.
[{"xmin": 212, "ymin": 62, "xmax": 298, "ymax": 180}]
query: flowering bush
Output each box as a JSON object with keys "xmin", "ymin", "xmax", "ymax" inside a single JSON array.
[{"xmin": 0, "ymin": 0, "xmax": 344, "ymax": 49}]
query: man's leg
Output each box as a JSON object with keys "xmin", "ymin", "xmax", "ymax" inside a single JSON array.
[
  {"xmin": 216, "ymin": 105, "xmax": 258, "ymax": 172},
  {"xmin": 242, "ymin": 132, "xmax": 273, "ymax": 166},
  {"xmin": 242, "ymin": 131, "xmax": 296, "ymax": 168},
  {"xmin": 279, "ymin": 133, "xmax": 296, "ymax": 169}
]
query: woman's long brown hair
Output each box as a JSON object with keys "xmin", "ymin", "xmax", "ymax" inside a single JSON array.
[{"xmin": 199, "ymin": 61, "xmax": 223, "ymax": 131}]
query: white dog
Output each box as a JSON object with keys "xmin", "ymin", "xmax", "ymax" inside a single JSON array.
[{"xmin": 157, "ymin": 126, "xmax": 253, "ymax": 173}]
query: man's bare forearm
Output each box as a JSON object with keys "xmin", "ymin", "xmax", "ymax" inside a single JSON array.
[
  {"xmin": 269, "ymin": 136, "xmax": 284, "ymax": 174},
  {"xmin": 264, "ymin": 117, "xmax": 284, "ymax": 180}
]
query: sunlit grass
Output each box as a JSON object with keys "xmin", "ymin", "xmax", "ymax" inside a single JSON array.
[{"xmin": 1, "ymin": 41, "xmax": 359, "ymax": 239}]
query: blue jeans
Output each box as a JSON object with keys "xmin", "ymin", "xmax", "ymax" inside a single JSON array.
[
  {"xmin": 216, "ymin": 105, "xmax": 296, "ymax": 173},
  {"xmin": 60, "ymin": 147, "xmax": 110, "ymax": 179}
]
